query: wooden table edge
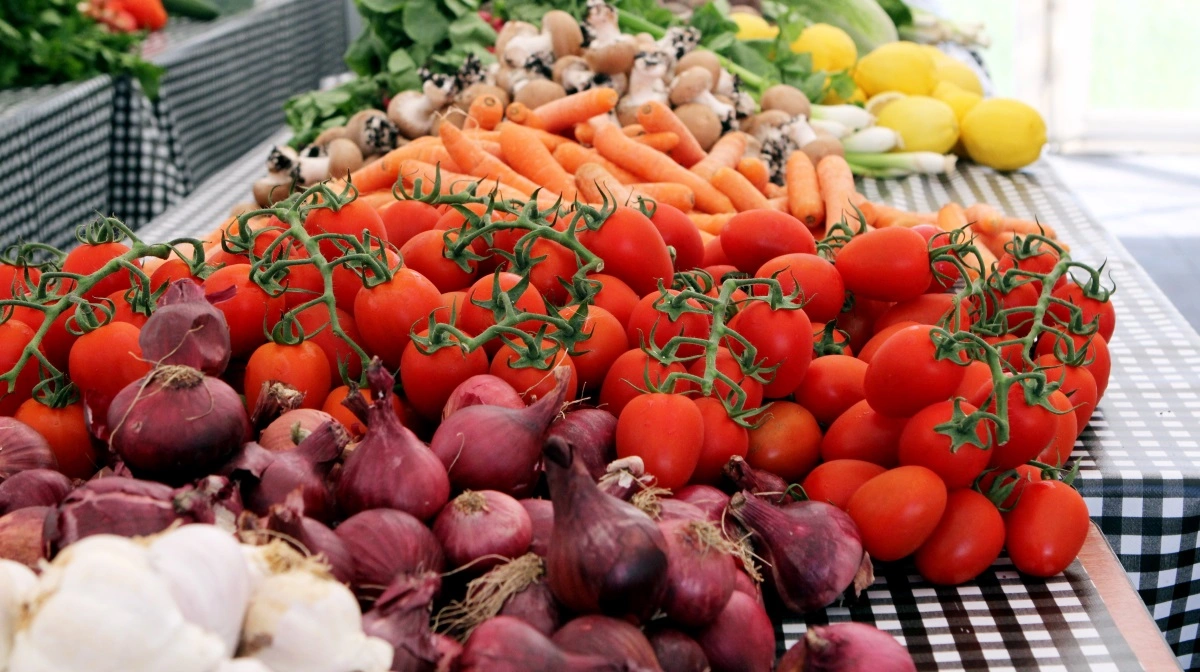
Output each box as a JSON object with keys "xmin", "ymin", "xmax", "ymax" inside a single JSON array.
[{"xmin": 1078, "ymin": 522, "xmax": 1181, "ymax": 671}]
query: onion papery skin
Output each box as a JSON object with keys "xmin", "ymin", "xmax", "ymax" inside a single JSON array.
[
  {"xmin": 362, "ymin": 572, "xmax": 443, "ymax": 672},
  {"xmin": 776, "ymin": 622, "xmax": 916, "ymax": 672},
  {"xmin": 551, "ymin": 615, "xmax": 662, "ymax": 670},
  {"xmin": 458, "ymin": 616, "xmax": 628, "ymax": 672},
  {"xmin": 658, "ymin": 519, "xmax": 736, "ymax": 627},
  {"xmin": 266, "ymin": 493, "xmax": 354, "ymax": 584},
  {"xmin": 646, "ymin": 628, "xmax": 709, "ymax": 672},
  {"xmin": 672, "ymin": 485, "xmax": 729, "ymax": 524},
  {"xmin": 547, "ymin": 409, "xmax": 618, "ymax": 480},
  {"xmin": 336, "ymin": 508, "xmax": 445, "ymax": 601},
  {"xmin": 45, "ymin": 477, "xmax": 183, "ymax": 550},
  {"xmin": 0, "ymin": 469, "xmax": 72, "ymax": 514},
  {"xmin": 497, "ymin": 577, "xmax": 561, "ymax": 637},
  {"xmin": 0, "ymin": 506, "xmax": 50, "ymax": 568},
  {"xmin": 0, "ymin": 418, "xmax": 58, "ymax": 479},
  {"xmin": 442, "ymin": 375, "xmax": 525, "ymax": 420},
  {"xmin": 433, "ymin": 490, "xmax": 532, "ymax": 571},
  {"xmin": 695, "ymin": 590, "xmax": 776, "ymax": 672},
  {"xmin": 140, "ymin": 279, "xmax": 232, "ymax": 376}
]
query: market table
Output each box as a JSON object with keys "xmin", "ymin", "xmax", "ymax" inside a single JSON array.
[{"xmin": 136, "ymin": 131, "xmax": 1196, "ymax": 670}]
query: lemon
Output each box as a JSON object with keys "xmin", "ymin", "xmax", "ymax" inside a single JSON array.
[
  {"xmin": 960, "ymin": 98, "xmax": 1047, "ymax": 171},
  {"xmin": 876, "ymin": 95, "xmax": 959, "ymax": 153},
  {"xmin": 853, "ymin": 41, "xmax": 937, "ymax": 97},
  {"xmin": 823, "ymin": 86, "xmax": 866, "ymax": 105},
  {"xmin": 935, "ymin": 60, "xmax": 983, "ymax": 95},
  {"xmin": 791, "ymin": 23, "xmax": 857, "ymax": 73},
  {"xmin": 920, "ymin": 44, "xmax": 955, "ymax": 67},
  {"xmin": 932, "ymin": 81, "xmax": 982, "ymax": 123},
  {"xmin": 865, "ymin": 91, "xmax": 906, "ymax": 116},
  {"xmin": 732, "ymin": 13, "xmax": 779, "ymax": 41}
]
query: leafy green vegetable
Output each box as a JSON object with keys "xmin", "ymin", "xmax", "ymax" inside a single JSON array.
[
  {"xmin": 873, "ymin": 0, "xmax": 913, "ymax": 30},
  {"xmin": 0, "ymin": 0, "xmax": 162, "ymax": 96}
]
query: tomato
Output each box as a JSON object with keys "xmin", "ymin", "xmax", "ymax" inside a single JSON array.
[
  {"xmin": 587, "ymin": 274, "xmax": 639, "ymax": 328},
  {"xmin": 1045, "ymin": 281, "xmax": 1116, "ymax": 342},
  {"xmin": 322, "ymin": 385, "xmax": 416, "ymax": 438},
  {"xmin": 204, "ymin": 264, "xmax": 286, "ymax": 358},
  {"xmin": 701, "ymin": 236, "xmax": 731, "ymax": 267},
  {"xmin": 914, "ymin": 489, "xmax": 1005, "ymax": 585},
  {"xmin": 68, "ymin": 321, "xmax": 151, "ymax": 418},
  {"xmin": 354, "ymin": 267, "xmax": 442, "ymax": 368},
  {"xmin": 753, "ymin": 253, "xmax": 844, "ymax": 324},
  {"xmin": 1005, "ymin": 480, "xmax": 1089, "ymax": 577},
  {"xmin": 727, "ymin": 302, "xmax": 813, "ymax": 399},
  {"xmin": 835, "ymin": 228, "xmax": 931, "ymax": 302},
  {"xmin": 874, "ymin": 294, "xmax": 970, "ymax": 333},
  {"xmin": 558, "ymin": 305, "xmax": 626, "ymax": 394},
  {"xmin": 991, "ymin": 279, "xmax": 1040, "ymax": 336},
  {"xmin": 792, "ymin": 355, "xmax": 866, "ymax": 426},
  {"xmin": 977, "ymin": 464, "xmax": 1041, "ymax": 509},
  {"xmin": 835, "ymin": 296, "xmax": 892, "ymax": 353},
  {"xmin": 1037, "ymin": 390, "xmax": 1077, "ymax": 467},
  {"xmin": 996, "ymin": 244, "xmax": 1062, "ymax": 293},
  {"xmin": 864, "ymin": 325, "xmax": 966, "ymax": 418},
  {"xmin": 719, "ymin": 211, "xmax": 815, "ymax": 273},
  {"xmin": 600, "ymin": 349, "xmax": 692, "ymax": 417},
  {"xmin": 955, "ymin": 360, "xmax": 995, "ymax": 408},
  {"xmin": 380, "ymin": 199, "xmax": 440, "ymax": 248},
  {"xmin": 0, "ymin": 321, "xmax": 39, "ymax": 415},
  {"xmin": 39, "ymin": 308, "xmax": 77, "ymax": 373},
  {"xmin": 847, "ymin": 465, "xmax": 948, "ymax": 561},
  {"xmin": 649, "ymin": 203, "xmax": 704, "ymax": 272},
  {"xmin": 812, "ymin": 322, "xmax": 853, "ymax": 357},
  {"xmin": 690, "ymin": 397, "xmax": 750, "ymax": 484},
  {"xmin": 1035, "ymin": 354, "xmax": 1097, "ymax": 433},
  {"xmin": 626, "ymin": 290, "xmax": 713, "ymax": 360},
  {"xmin": 975, "ymin": 380, "xmax": 1056, "ymax": 470},
  {"xmin": 820, "ymin": 399, "xmax": 905, "ymax": 467},
  {"xmin": 801, "ymin": 459, "xmax": 886, "ymax": 511},
  {"xmin": 435, "ymin": 291, "xmax": 466, "ymax": 326},
  {"xmin": 304, "ymin": 199, "xmax": 389, "ymax": 260},
  {"xmin": 102, "ymin": 288, "xmax": 149, "ymax": 328},
  {"xmin": 911, "ymin": 224, "xmax": 961, "ymax": 293},
  {"xmin": 578, "ymin": 206, "xmax": 673, "ymax": 296},
  {"xmin": 458, "ymin": 272, "xmax": 547, "ymax": 350},
  {"xmin": 0, "ymin": 264, "xmax": 39, "ymax": 300},
  {"xmin": 1036, "ymin": 330, "xmax": 1110, "ymax": 397},
  {"xmin": 490, "ymin": 340, "xmax": 578, "ymax": 403},
  {"xmin": 61, "ymin": 241, "xmax": 140, "ymax": 301},
  {"xmin": 982, "ymin": 334, "xmax": 1025, "ymax": 373},
  {"xmin": 745, "ymin": 401, "xmax": 821, "ymax": 482},
  {"xmin": 399, "ymin": 229, "xmax": 478, "ymax": 293},
  {"xmin": 616, "ymin": 393, "xmax": 704, "ymax": 490},
  {"xmin": 401, "ymin": 333, "xmax": 490, "ymax": 420},
  {"xmin": 330, "ymin": 245, "xmax": 400, "ymax": 313},
  {"xmin": 293, "ymin": 303, "xmax": 364, "ymax": 382},
  {"xmin": 897, "ymin": 400, "xmax": 990, "ymax": 490},
  {"xmin": 14, "ymin": 400, "xmax": 98, "ymax": 478},
  {"xmin": 244, "ymin": 340, "xmax": 331, "ymax": 411},
  {"xmin": 524, "ymin": 238, "xmax": 578, "ymax": 306},
  {"xmin": 686, "ymin": 346, "xmax": 763, "ymax": 411},
  {"xmin": 855, "ymin": 321, "xmax": 917, "ymax": 364}
]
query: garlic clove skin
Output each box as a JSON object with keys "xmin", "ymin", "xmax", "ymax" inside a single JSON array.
[
  {"xmin": 0, "ymin": 560, "xmax": 36, "ymax": 669},
  {"xmin": 216, "ymin": 660, "xmax": 274, "ymax": 672}
]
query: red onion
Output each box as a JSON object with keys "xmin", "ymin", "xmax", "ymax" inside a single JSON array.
[
  {"xmin": 0, "ymin": 469, "xmax": 72, "ymax": 514},
  {"xmin": 336, "ymin": 509, "xmax": 444, "ymax": 600},
  {"xmin": 656, "ymin": 499, "xmax": 706, "ymax": 522},
  {"xmin": 0, "ymin": 506, "xmax": 48, "ymax": 568},
  {"xmin": 543, "ymin": 436, "xmax": 668, "ymax": 622},
  {"xmin": 725, "ymin": 456, "xmax": 791, "ymax": 505},
  {"xmin": 498, "ymin": 575, "xmax": 561, "ymax": 636},
  {"xmin": 547, "ymin": 409, "xmax": 618, "ymax": 480},
  {"xmin": 673, "ymin": 485, "xmax": 729, "ymax": 524},
  {"xmin": 227, "ymin": 420, "xmax": 347, "ymax": 521},
  {"xmin": 459, "ymin": 616, "xmax": 627, "ymax": 672},
  {"xmin": 597, "ymin": 457, "xmax": 655, "ymax": 502},
  {"xmin": 433, "ymin": 490, "xmax": 532, "ymax": 571},
  {"xmin": 362, "ymin": 572, "xmax": 443, "ymax": 672},
  {"xmin": 107, "ymin": 365, "xmax": 249, "ymax": 484},
  {"xmin": 337, "ymin": 361, "xmax": 450, "ymax": 521},
  {"xmin": 729, "ymin": 493, "xmax": 872, "ymax": 613},
  {"xmin": 658, "ymin": 519, "xmax": 736, "ymax": 627},
  {"xmin": 777, "ymin": 623, "xmax": 916, "ymax": 672},
  {"xmin": 0, "ymin": 418, "xmax": 58, "ymax": 478},
  {"xmin": 265, "ymin": 492, "xmax": 353, "ymax": 584},
  {"xmin": 182, "ymin": 474, "xmax": 244, "ymax": 526},
  {"xmin": 259, "ymin": 409, "xmax": 337, "ymax": 451},
  {"xmin": 46, "ymin": 477, "xmax": 180, "ymax": 549},
  {"xmin": 140, "ymin": 279, "xmax": 232, "ymax": 375},
  {"xmin": 552, "ymin": 616, "xmax": 661, "ymax": 670},
  {"xmin": 433, "ymin": 635, "xmax": 462, "ymax": 672},
  {"xmin": 646, "ymin": 628, "xmax": 709, "ymax": 672},
  {"xmin": 733, "ymin": 569, "xmax": 764, "ymax": 606},
  {"xmin": 695, "ymin": 590, "xmax": 776, "ymax": 672},
  {"xmin": 431, "ymin": 368, "xmax": 570, "ymax": 496},
  {"xmin": 520, "ymin": 499, "xmax": 553, "ymax": 558},
  {"xmin": 442, "ymin": 374, "xmax": 525, "ymax": 419}
]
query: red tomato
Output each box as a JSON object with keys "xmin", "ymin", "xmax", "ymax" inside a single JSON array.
[
  {"xmin": 525, "ymin": 238, "xmax": 578, "ymax": 306},
  {"xmin": 588, "ymin": 274, "xmax": 639, "ymax": 328},
  {"xmin": 353, "ymin": 268, "xmax": 442, "ymax": 368},
  {"xmin": 434, "ymin": 291, "xmax": 466, "ymax": 326},
  {"xmin": 14, "ymin": 400, "xmax": 98, "ymax": 479},
  {"xmin": 996, "ymin": 244, "xmax": 1062, "ymax": 293},
  {"xmin": 812, "ymin": 322, "xmax": 853, "ymax": 358},
  {"xmin": 976, "ymin": 380, "xmax": 1057, "ymax": 470},
  {"xmin": 244, "ymin": 341, "xmax": 331, "ymax": 411},
  {"xmin": 490, "ymin": 340, "xmax": 578, "ymax": 403},
  {"xmin": 911, "ymin": 224, "xmax": 961, "ymax": 293},
  {"xmin": 1035, "ymin": 354, "xmax": 1098, "ymax": 433},
  {"xmin": 793, "ymin": 355, "xmax": 866, "ymax": 426},
  {"xmin": 1045, "ymin": 281, "xmax": 1116, "ymax": 342},
  {"xmin": 1005, "ymin": 480, "xmax": 1089, "ymax": 577},
  {"xmin": 897, "ymin": 400, "xmax": 990, "ymax": 490},
  {"xmin": 745, "ymin": 401, "xmax": 822, "ymax": 482},
  {"xmin": 458, "ymin": 272, "xmax": 547, "ymax": 349},
  {"xmin": 105, "ymin": 289, "xmax": 149, "ymax": 328},
  {"xmin": 727, "ymin": 302, "xmax": 813, "ymax": 399},
  {"xmin": 1036, "ymin": 331, "xmax": 1111, "ymax": 397},
  {"xmin": 801, "ymin": 459, "xmax": 886, "ymax": 511},
  {"xmin": 701, "ymin": 236, "xmax": 731, "ymax": 267},
  {"xmin": 686, "ymin": 346, "xmax": 763, "ymax": 411},
  {"xmin": 401, "ymin": 333, "xmax": 490, "ymax": 420},
  {"xmin": 691, "ymin": 397, "xmax": 750, "ymax": 484},
  {"xmin": 559, "ymin": 305, "xmax": 626, "ymax": 394},
  {"xmin": 855, "ymin": 321, "xmax": 918, "ymax": 364},
  {"xmin": 820, "ymin": 399, "xmax": 906, "ymax": 467},
  {"xmin": 304, "ymin": 199, "xmax": 389, "ymax": 261},
  {"xmin": 864, "ymin": 325, "xmax": 966, "ymax": 418},
  {"xmin": 327, "ymin": 245, "xmax": 400, "ymax": 313},
  {"xmin": 0, "ymin": 263, "xmax": 39, "ymax": 300},
  {"xmin": 835, "ymin": 296, "xmax": 892, "ymax": 353},
  {"xmin": 322, "ymin": 385, "xmax": 415, "ymax": 438},
  {"xmin": 400, "ymin": 229, "xmax": 478, "ymax": 293},
  {"xmin": 719, "ymin": 211, "xmax": 815, "ymax": 273},
  {"xmin": 380, "ymin": 199, "xmax": 440, "ymax": 248},
  {"xmin": 835, "ymin": 228, "xmax": 931, "ymax": 302},
  {"xmin": 578, "ymin": 206, "xmax": 673, "ymax": 296},
  {"xmin": 616, "ymin": 393, "xmax": 704, "ymax": 490},
  {"xmin": 62, "ymin": 241, "xmax": 140, "ymax": 301},
  {"xmin": 649, "ymin": 203, "xmax": 704, "ymax": 272},
  {"xmin": 914, "ymin": 489, "xmax": 1005, "ymax": 585},
  {"xmin": 753, "ymin": 253, "xmax": 844, "ymax": 324},
  {"xmin": 977, "ymin": 464, "xmax": 1041, "ymax": 509},
  {"xmin": 990, "ymin": 280, "xmax": 1040, "ymax": 336},
  {"xmin": 204, "ymin": 264, "xmax": 286, "ymax": 358},
  {"xmin": 982, "ymin": 334, "xmax": 1025, "ymax": 373},
  {"xmin": 874, "ymin": 294, "xmax": 970, "ymax": 333},
  {"xmin": 0, "ymin": 320, "xmax": 40, "ymax": 416},
  {"xmin": 39, "ymin": 308, "xmax": 77, "ymax": 373},
  {"xmin": 599, "ymin": 349, "xmax": 692, "ymax": 417},
  {"xmin": 293, "ymin": 303, "xmax": 364, "ymax": 382},
  {"xmin": 1038, "ymin": 390, "xmax": 1077, "ymax": 467},
  {"xmin": 847, "ymin": 465, "xmax": 948, "ymax": 561},
  {"xmin": 955, "ymin": 360, "xmax": 995, "ymax": 408},
  {"xmin": 68, "ymin": 322, "xmax": 152, "ymax": 418},
  {"xmin": 626, "ymin": 290, "xmax": 713, "ymax": 360}
]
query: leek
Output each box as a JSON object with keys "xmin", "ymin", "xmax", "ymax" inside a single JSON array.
[
  {"xmin": 844, "ymin": 151, "xmax": 957, "ymax": 176},
  {"xmin": 811, "ymin": 104, "xmax": 874, "ymax": 132},
  {"xmin": 842, "ymin": 127, "xmax": 902, "ymax": 153}
]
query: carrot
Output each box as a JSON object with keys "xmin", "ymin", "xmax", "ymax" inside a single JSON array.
[
  {"xmin": 531, "ymin": 87, "xmax": 620, "ymax": 133},
  {"xmin": 688, "ymin": 213, "xmax": 736, "ymax": 236},
  {"xmin": 785, "ymin": 152, "xmax": 823, "ymax": 228},
  {"xmin": 766, "ymin": 196, "xmax": 787, "ymax": 211},
  {"xmin": 691, "ymin": 133, "xmax": 747, "ymax": 181},
  {"xmin": 593, "ymin": 124, "xmax": 734, "ymax": 214},
  {"xmin": 527, "ymin": 127, "xmax": 571, "ymax": 152},
  {"xmin": 499, "ymin": 122, "xmax": 577, "ymax": 200},
  {"xmin": 936, "ymin": 202, "xmax": 969, "ymax": 233},
  {"xmin": 817, "ymin": 155, "xmax": 859, "ymax": 229},
  {"xmin": 421, "ymin": 145, "xmax": 464, "ymax": 174},
  {"xmin": 964, "ymin": 202, "xmax": 1003, "ymax": 234},
  {"xmin": 623, "ymin": 124, "xmax": 645, "ymax": 136},
  {"xmin": 505, "ymin": 102, "xmax": 545, "ymax": 129},
  {"xmin": 360, "ymin": 191, "xmax": 399, "ymax": 210},
  {"xmin": 872, "ymin": 204, "xmax": 935, "ymax": 228},
  {"xmin": 552, "ymin": 142, "xmax": 639, "ymax": 185},
  {"xmin": 573, "ymin": 123, "xmax": 596, "ymax": 145},
  {"xmin": 633, "ymin": 132, "xmax": 680, "ymax": 153},
  {"xmin": 627, "ymin": 183, "xmax": 695, "ymax": 212},
  {"xmin": 463, "ymin": 129, "xmax": 501, "ymax": 141},
  {"xmin": 765, "ymin": 183, "xmax": 786, "ymax": 199},
  {"xmin": 396, "ymin": 159, "xmax": 575, "ymax": 211},
  {"xmin": 575, "ymin": 163, "xmax": 693, "ymax": 211},
  {"xmin": 855, "ymin": 200, "xmax": 878, "ymax": 228},
  {"xmin": 736, "ymin": 156, "xmax": 770, "ymax": 195},
  {"xmin": 439, "ymin": 123, "xmax": 542, "ymax": 194},
  {"xmin": 999, "ymin": 217, "xmax": 1058, "ymax": 238},
  {"xmin": 468, "ymin": 95, "xmax": 505, "ymax": 131},
  {"xmin": 711, "ymin": 166, "xmax": 770, "ymax": 212},
  {"xmin": 334, "ymin": 136, "xmax": 439, "ymax": 193},
  {"xmin": 636, "ymin": 101, "xmax": 706, "ymax": 168}
]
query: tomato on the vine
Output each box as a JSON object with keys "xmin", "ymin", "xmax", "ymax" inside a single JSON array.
[
  {"xmin": 14, "ymin": 400, "xmax": 98, "ymax": 479},
  {"xmin": 0, "ymin": 320, "xmax": 39, "ymax": 415},
  {"xmin": 434, "ymin": 291, "xmax": 466, "ymax": 326},
  {"xmin": 353, "ymin": 267, "xmax": 442, "ymax": 369},
  {"xmin": 244, "ymin": 340, "xmax": 331, "ymax": 411},
  {"xmin": 719, "ymin": 211, "xmax": 815, "ymax": 274},
  {"xmin": 686, "ymin": 346, "xmax": 763, "ymax": 411},
  {"xmin": 855, "ymin": 321, "xmax": 917, "ymax": 364},
  {"xmin": 648, "ymin": 203, "xmax": 704, "ymax": 272},
  {"xmin": 1005, "ymin": 480, "xmax": 1089, "ymax": 577},
  {"xmin": 820, "ymin": 399, "xmax": 906, "ymax": 467},
  {"xmin": 753, "ymin": 253, "xmax": 844, "ymax": 324},
  {"xmin": 874, "ymin": 294, "xmax": 970, "ymax": 333},
  {"xmin": 380, "ymin": 199, "xmax": 440, "ymax": 248},
  {"xmin": 401, "ymin": 332, "xmax": 489, "ymax": 420},
  {"xmin": 897, "ymin": 400, "xmax": 990, "ymax": 490},
  {"xmin": 524, "ymin": 238, "xmax": 577, "ymax": 306},
  {"xmin": 490, "ymin": 339, "xmax": 578, "ymax": 403},
  {"xmin": 727, "ymin": 302, "xmax": 812, "ymax": 399},
  {"xmin": 458, "ymin": 272, "xmax": 547, "ymax": 351},
  {"xmin": 847, "ymin": 465, "xmax": 948, "ymax": 561},
  {"xmin": 690, "ymin": 397, "xmax": 749, "ymax": 484},
  {"xmin": 599, "ymin": 349, "xmax": 691, "ymax": 417},
  {"xmin": 1038, "ymin": 389, "xmax": 1077, "ymax": 467},
  {"xmin": 68, "ymin": 321, "xmax": 151, "ymax": 418},
  {"xmin": 792, "ymin": 354, "xmax": 866, "ymax": 426},
  {"xmin": 1036, "ymin": 330, "xmax": 1111, "ymax": 396},
  {"xmin": 293, "ymin": 303, "xmax": 364, "ymax": 381},
  {"xmin": 204, "ymin": 264, "xmax": 286, "ymax": 358},
  {"xmin": 745, "ymin": 401, "xmax": 822, "ymax": 482},
  {"xmin": 835, "ymin": 295, "xmax": 892, "ymax": 353},
  {"xmin": 587, "ymin": 274, "xmax": 639, "ymax": 328},
  {"xmin": 1045, "ymin": 281, "xmax": 1116, "ymax": 342},
  {"xmin": 577, "ymin": 206, "xmax": 673, "ymax": 297},
  {"xmin": 956, "ymin": 360, "xmax": 996, "ymax": 407},
  {"xmin": 800, "ymin": 459, "xmax": 887, "ymax": 511},
  {"xmin": 977, "ymin": 464, "xmax": 1041, "ymax": 509},
  {"xmin": 701, "ymin": 236, "xmax": 731, "ymax": 267},
  {"xmin": 322, "ymin": 385, "xmax": 417, "ymax": 438},
  {"xmin": 835, "ymin": 227, "xmax": 931, "ymax": 302},
  {"xmin": 615, "ymin": 393, "xmax": 704, "ymax": 490},
  {"xmin": 62, "ymin": 241, "xmax": 140, "ymax": 301},
  {"xmin": 105, "ymin": 289, "xmax": 150, "ymax": 328},
  {"xmin": 1035, "ymin": 354, "xmax": 1097, "ymax": 433},
  {"xmin": 559, "ymin": 305, "xmax": 626, "ymax": 394},
  {"xmin": 911, "ymin": 224, "xmax": 962, "ymax": 293},
  {"xmin": 399, "ymin": 229, "xmax": 478, "ymax": 293},
  {"xmin": 973, "ymin": 380, "xmax": 1057, "ymax": 470},
  {"xmin": 304, "ymin": 199, "xmax": 389, "ymax": 260},
  {"xmin": 625, "ymin": 290, "xmax": 713, "ymax": 360},
  {"xmin": 914, "ymin": 489, "xmax": 1005, "ymax": 585},
  {"xmin": 0, "ymin": 263, "xmax": 39, "ymax": 300},
  {"xmin": 864, "ymin": 324, "xmax": 966, "ymax": 418}
]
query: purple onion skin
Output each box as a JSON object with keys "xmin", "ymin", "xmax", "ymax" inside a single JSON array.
[
  {"xmin": 0, "ymin": 506, "xmax": 49, "ymax": 568},
  {"xmin": 498, "ymin": 577, "xmax": 561, "ymax": 637},
  {"xmin": 142, "ymin": 279, "xmax": 232, "ymax": 376},
  {"xmin": 433, "ymin": 490, "xmax": 532, "ymax": 571},
  {"xmin": 731, "ymin": 493, "xmax": 865, "ymax": 614},
  {"xmin": 45, "ymin": 477, "xmax": 180, "ymax": 550},
  {"xmin": 432, "ymin": 635, "xmax": 462, "ymax": 672},
  {"xmin": 552, "ymin": 615, "xmax": 662, "ymax": 671},
  {"xmin": 520, "ymin": 499, "xmax": 553, "ymax": 558},
  {"xmin": 724, "ymin": 456, "xmax": 790, "ymax": 505},
  {"xmin": 362, "ymin": 572, "xmax": 442, "ymax": 672},
  {"xmin": 695, "ymin": 591, "xmax": 776, "ymax": 672},
  {"xmin": 267, "ymin": 493, "xmax": 353, "ymax": 584},
  {"xmin": 442, "ymin": 375, "xmax": 525, "ymax": 420},
  {"xmin": 656, "ymin": 499, "xmax": 706, "ymax": 523},
  {"xmin": 547, "ymin": 409, "xmax": 617, "ymax": 480},
  {"xmin": 0, "ymin": 469, "xmax": 72, "ymax": 514},
  {"xmin": 0, "ymin": 418, "xmax": 58, "ymax": 479},
  {"xmin": 646, "ymin": 628, "xmax": 709, "ymax": 672},
  {"xmin": 733, "ymin": 570, "xmax": 764, "ymax": 606},
  {"xmin": 229, "ymin": 421, "xmax": 345, "ymax": 522},
  {"xmin": 658, "ymin": 519, "xmax": 736, "ymax": 628},
  {"xmin": 672, "ymin": 485, "xmax": 729, "ymax": 524},
  {"xmin": 776, "ymin": 623, "xmax": 916, "ymax": 672},
  {"xmin": 335, "ymin": 509, "xmax": 444, "ymax": 601},
  {"xmin": 458, "ymin": 616, "xmax": 627, "ymax": 672}
]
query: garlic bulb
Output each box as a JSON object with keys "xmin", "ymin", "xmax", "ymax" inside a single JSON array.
[
  {"xmin": 216, "ymin": 660, "xmax": 275, "ymax": 672},
  {"xmin": 8, "ymin": 535, "xmax": 227, "ymax": 672},
  {"xmin": 148, "ymin": 525, "xmax": 256, "ymax": 657},
  {"xmin": 0, "ymin": 560, "xmax": 36, "ymax": 668},
  {"xmin": 241, "ymin": 569, "xmax": 393, "ymax": 672}
]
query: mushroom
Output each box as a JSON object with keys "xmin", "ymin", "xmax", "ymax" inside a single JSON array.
[
  {"xmin": 313, "ymin": 126, "xmax": 349, "ymax": 146},
  {"xmin": 456, "ymin": 83, "xmax": 510, "ymax": 111},
  {"xmin": 757, "ymin": 116, "xmax": 823, "ymax": 184},
  {"xmin": 582, "ymin": 0, "xmax": 638, "ymax": 75},
  {"xmin": 387, "ymin": 69, "xmax": 458, "ymax": 140},
  {"xmin": 266, "ymin": 145, "xmax": 300, "ymax": 174},
  {"xmin": 802, "ymin": 130, "xmax": 845, "ymax": 166},
  {"xmin": 495, "ymin": 22, "xmax": 543, "ymax": 69},
  {"xmin": 675, "ymin": 50, "xmax": 721, "ymax": 87},
  {"xmin": 553, "ymin": 55, "xmax": 594, "ymax": 94},
  {"xmin": 673, "ymin": 103, "xmax": 722, "ymax": 151},
  {"xmin": 656, "ymin": 26, "xmax": 701, "ymax": 69},
  {"xmin": 345, "ymin": 109, "xmax": 400, "ymax": 156},
  {"xmin": 430, "ymin": 107, "xmax": 469, "ymax": 136},
  {"xmin": 669, "ymin": 67, "xmax": 735, "ymax": 131},
  {"xmin": 740, "ymin": 109, "xmax": 792, "ymax": 141},
  {"xmin": 252, "ymin": 175, "xmax": 293, "ymax": 208},
  {"xmin": 515, "ymin": 79, "xmax": 567, "ymax": 109},
  {"xmin": 593, "ymin": 72, "xmax": 628, "ymax": 97},
  {"xmin": 615, "ymin": 48, "xmax": 671, "ymax": 126},
  {"xmin": 543, "ymin": 11, "xmax": 584, "ymax": 58},
  {"xmin": 498, "ymin": 11, "xmax": 581, "ymax": 73},
  {"xmin": 761, "ymin": 84, "xmax": 811, "ymax": 119},
  {"xmin": 326, "ymin": 138, "xmax": 364, "ymax": 178}
]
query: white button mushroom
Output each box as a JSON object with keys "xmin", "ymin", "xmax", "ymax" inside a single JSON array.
[
  {"xmin": 615, "ymin": 48, "xmax": 671, "ymax": 126},
  {"xmin": 582, "ymin": 0, "xmax": 638, "ymax": 75},
  {"xmin": 345, "ymin": 109, "xmax": 400, "ymax": 156},
  {"xmin": 669, "ymin": 66, "xmax": 735, "ymax": 131}
]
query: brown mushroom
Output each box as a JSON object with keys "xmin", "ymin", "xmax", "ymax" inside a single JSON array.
[
  {"xmin": 585, "ymin": 40, "xmax": 637, "ymax": 75},
  {"xmin": 673, "ymin": 103, "xmax": 722, "ymax": 151},
  {"xmin": 495, "ymin": 22, "xmax": 539, "ymax": 66},
  {"xmin": 327, "ymin": 138, "xmax": 364, "ymax": 178},
  {"xmin": 430, "ymin": 107, "xmax": 469, "ymax": 136},
  {"xmin": 802, "ymin": 131, "xmax": 845, "ymax": 166},
  {"xmin": 457, "ymin": 83, "xmax": 510, "ymax": 111},
  {"xmin": 313, "ymin": 126, "xmax": 349, "ymax": 146},
  {"xmin": 668, "ymin": 67, "xmax": 713, "ymax": 107},
  {"xmin": 253, "ymin": 175, "xmax": 293, "ymax": 208},
  {"xmin": 741, "ymin": 110, "xmax": 793, "ymax": 140},
  {"xmin": 346, "ymin": 109, "xmax": 399, "ymax": 155},
  {"xmin": 761, "ymin": 84, "xmax": 812, "ymax": 119},
  {"xmin": 552, "ymin": 55, "xmax": 593, "ymax": 94},
  {"xmin": 542, "ymin": 10, "xmax": 583, "ymax": 58},
  {"xmin": 675, "ymin": 50, "xmax": 721, "ymax": 87},
  {"xmin": 515, "ymin": 79, "xmax": 567, "ymax": 109}
]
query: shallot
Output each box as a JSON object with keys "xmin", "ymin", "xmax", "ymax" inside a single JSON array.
[
  {"xmin": 0, "ymin": 469, "xmax": 71, "ymax": 514},
  {"xmin": 361, "ymin": 572, "xmax": 443, "ymax": 672},
  {"xmin": 658, "ymin": 519, "xmax": 736, "ymax": 627},
  {"xmin": 260, "ymin": 409, "xmax": 339, "ymax": 452},
  {"xmin": 336, "ymin": 509, "xmax": 444, "ymax": 601},
  {"xmin": 228, "ymin": 420, "xmax": 347, "ymax": 522},
  {"xmin": 646, "ymin": 628, "xmax": 709, "ymax": 672},
  {"xmin": 0, "ymin": 419, "xmax": 57, "ymax": 479},
  {"xmin": 520, "ymin": 498, "xmax": 553, "ymax": 558},
  {"xmin": 458, "ymin": 616, "xmax": 626, "ymax": 672},
  {"xmin": 695, "ymin": 591, "xmax": 776, "ymax": 672},
  {"xmin": 546, "ymin": 409, "xmax": 618, "ymax": 479},
  {"xmin": 264, "ymin": 493, "xmax": 354, "ymax": 585},
  {"xmin": 140, "ymin": 278, "xmax": 232, "ymax": 375},
  {"xmin": 0, "ymin": 507, "xmax": 48, "ymax": 568},
  {"xmin": 776, "ymin": 622, "xmax": 916, "ymax": 672},
  {"xmin": 433, "ymin": 490, "xmax": 532, "ymax": 571},
  {"xmin": 672, "ymin": 485, "xmax": 729, "ymax": 523},
  {"xmin": 552, "ymin": 615, "xmax": 661, "ymax": 670}
]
